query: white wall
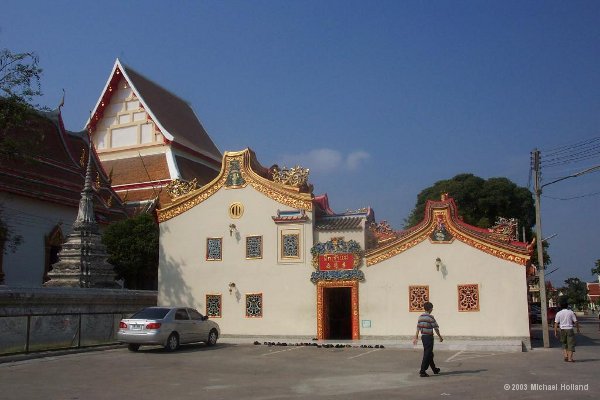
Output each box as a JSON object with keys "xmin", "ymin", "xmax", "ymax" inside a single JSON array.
[
  {"xmin": 1, "ymin": 193, "xmax": 75, "ymax": 287},
  {"xmin": 360, "ymin": 239, "xmax": 530, "ymax": 338},
  {"xmin": 158, "ymin": 186, "xmax": 317, "ymax": 336}
]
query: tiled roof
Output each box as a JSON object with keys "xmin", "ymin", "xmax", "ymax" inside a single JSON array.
[
  {"xmin": 0, "ymin": 105, "xmax": 127, "ymax": 222},
  {"xmin": 587, "ymin": 282, "xmax": 600, "ymax": 296},
  {"xmin": 315, "ymin": 216, "xmax": 363, "ymax": 231},
  {"xmin": 102, "ymin": 155, "xmax": 171, "ymax": 186},
  {"xmin": 121, "ymin": 62, "xmax": 222, "ymax": 162},
  {"xmin": 174, "ymin": 155, "xmax": 219, "ymax": 186}
]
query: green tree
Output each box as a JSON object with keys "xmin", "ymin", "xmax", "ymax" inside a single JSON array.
[
  {"xmin": 102, "ymin": 213, "xmax": 159, "ymax": 290},
  {"xmin": 591, "ymin": 259, "xmax": 600, "ymax": 277},
  {"xmin": 405, "ymin": 173, "xmax": 550, "ymax": 266},
  {"xmin": 1, "ymin": 48, "xmax": 44, "ymax": 258},
  {"xmin": 562, "ymin": 277, "xmax": 588, "ymax": 311},
  {"xmin": 0, "ymin": 48, "xmax": 45, "ymax": 161}
]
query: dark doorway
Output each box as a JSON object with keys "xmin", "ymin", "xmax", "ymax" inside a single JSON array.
[{"xmin": 324, "ymin": 287, "xmax": 352, "ymax": 340}]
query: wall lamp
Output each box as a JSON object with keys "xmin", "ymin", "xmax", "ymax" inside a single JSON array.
[
  {"xmin": 229, "ymin": 223, "xmax": 238, "ymax": 236},
  {"xmin": 228, "ymin": 282, "xmax": 236, "ymax": 294},
  {"xmin": 435, "ymin": 257, "xmax": 442, "ymax": 271}
]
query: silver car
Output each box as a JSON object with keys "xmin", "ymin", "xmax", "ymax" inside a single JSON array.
[{"xmin": 117, "ymin": 306, "xmax": 220, "ymax": 352}]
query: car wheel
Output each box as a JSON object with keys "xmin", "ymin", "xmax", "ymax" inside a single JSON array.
[
  {"xmin": 207, "ymin": 329, "xmax": 218, "ymax": 346},
  {"xmin": 128, "ymin": 344, "xmax": 140, "ymax": 352},
  {"xmin": 165, "ymin": 333, "xmax": 179, "ymax": 351}
]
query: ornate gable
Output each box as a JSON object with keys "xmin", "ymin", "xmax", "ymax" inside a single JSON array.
[
  {"xmin": 157, "ymin": 149, "xmax": 313, "ymax": 222},
  {"xmin": 366, "ymin": 195, "xmax": 532, "ymax": 266}
]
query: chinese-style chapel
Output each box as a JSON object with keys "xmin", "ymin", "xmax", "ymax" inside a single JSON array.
[{"xmin": 157, "ymin": 148, "xmax": 534, "ymax": 347}]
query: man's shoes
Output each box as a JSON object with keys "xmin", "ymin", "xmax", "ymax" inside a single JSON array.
[
  {"xmin": 433, "ymin": 368, "xmax": 441, "ymax": 374},
  {"xmin": 419, "ymin": 372, "xmax": 429, "ymax": 377}
]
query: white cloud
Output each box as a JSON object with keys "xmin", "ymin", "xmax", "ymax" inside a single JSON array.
[
  {"xmin": 278, "ymin": 148, "xmax": 370, "ymax": 174},
  {"xmin": 345, "ymin": 151, "xmax": 370, "ymax": 171}
]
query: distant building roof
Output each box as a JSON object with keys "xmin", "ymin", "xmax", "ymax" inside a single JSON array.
[{"xmin": 0, "ymin": 102, "xmax": 127, "ymax": 223}]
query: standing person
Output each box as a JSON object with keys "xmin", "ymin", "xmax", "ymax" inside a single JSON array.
[
  {"xmin": 553, "ymin": 298, "xmax": 580, "ymax": 362},
  {"xmin": 413, "ymin": 301, "xmax": 444, "ymax": 377}
]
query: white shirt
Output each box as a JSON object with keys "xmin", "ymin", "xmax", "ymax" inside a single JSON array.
[{"xmin": 554, "ymin": 308, "xmax": 577, "ymax": 329}]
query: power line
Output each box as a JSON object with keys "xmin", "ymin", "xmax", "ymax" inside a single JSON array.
[
  {"xmin": 544, "ymin": 136, "xmax": 600, "ymax": 156},
  {"xmin": 542, "ymin": 191, "xmax": 600, "ymax": 201}
]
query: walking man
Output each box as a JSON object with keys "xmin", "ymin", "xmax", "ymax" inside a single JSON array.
[
  {"xmin": 553, "ymin": 298, "xmax": 580, "ymax": 362},
  {"xmin": 413, "ymin": 301, "xmax": 444, "ymax": 377}
]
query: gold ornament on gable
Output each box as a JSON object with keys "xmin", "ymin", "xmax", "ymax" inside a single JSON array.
[
  {"xmin": 271, "ymin": 165, "xmax": 310, "ymax": 188},
  {"xmin": 166, "ymin": 178, "xmax": 198, "ymax": 199}
]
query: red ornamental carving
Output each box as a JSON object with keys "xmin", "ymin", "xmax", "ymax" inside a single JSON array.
[
  {"xmin": 458, "ymin": 284, "xmax": 480, "ymax": 312},
  {"xmin": 318, "ymin": 253, "xmax": 354, "ymax": 271},
  {"xmin": 409, "ymin": 285, "xmax": 429, "ymax": 312}
]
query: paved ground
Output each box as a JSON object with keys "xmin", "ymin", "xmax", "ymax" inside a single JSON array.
[{"xmin": 0, "ymin": 316, "xmax": 598, "ymax": 400}]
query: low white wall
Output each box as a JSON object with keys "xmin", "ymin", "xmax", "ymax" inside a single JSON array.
[{"xmin": 360, "ymin": 240, "xmax": 530, "ymax": 338}]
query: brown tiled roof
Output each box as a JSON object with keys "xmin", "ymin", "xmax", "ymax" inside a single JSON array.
[
  {"xmin": 174, "ymin": 155, "xmax": 219, "ymax": 186},
  {"xmin": 102, "ymin": 154, "xmax": 170, "ymax": 186},
  {"xmin": 0, "ymin": 106, "xmax": 127, "ymax": 222},
  {"xmin": 121, "ymin": 63, "xmax": 222, "ymax": 162}
]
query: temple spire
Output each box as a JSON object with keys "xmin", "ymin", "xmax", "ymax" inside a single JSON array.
[
  {"xmin": 73, "ymin": 133, "xmax": 98, "ymax": 232},
  {"xmin": 44, "ymin": 132, "xmax": 119, "ymax": 289}
]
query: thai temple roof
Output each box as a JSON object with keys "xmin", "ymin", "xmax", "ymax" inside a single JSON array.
[
  {"xmin": 0, "ymin": 101, "xmax": 127, "ymax": 223},
  {"xmin": 87, "ymin": 59, "xmax": 222, "ymax": 165}
]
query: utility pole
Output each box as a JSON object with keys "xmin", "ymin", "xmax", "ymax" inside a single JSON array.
[
  {"xmin": 532, "ymin": 149, "xmax": 550, "ymax": 348},
  {"xmin": 531, "ymin": 148, "xmax": 600, "ymax": 348}
]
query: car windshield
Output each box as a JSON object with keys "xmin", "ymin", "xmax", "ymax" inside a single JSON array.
[{"xmin": 131, "ymin": 307, "xmax": 170, "ymax": 319}]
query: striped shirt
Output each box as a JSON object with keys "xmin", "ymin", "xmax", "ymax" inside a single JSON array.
[{"xmin": 417, "ymin": 313, "xmax": 439, "ymax": 335}]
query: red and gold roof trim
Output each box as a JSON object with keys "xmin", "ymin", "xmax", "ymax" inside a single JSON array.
[
  {"xmin": 157, "ymin": 149, "xmax": 313, "ymax": 222},
  {"xmin": 366, "ymin": 196, "xmax": 532, "ymax": 267}
]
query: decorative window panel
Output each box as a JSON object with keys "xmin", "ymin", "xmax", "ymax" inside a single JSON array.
[
  {"xmin": 126, "ymin": 100, "xmax": 140, "ymax": 110},
  {"xmin": 206, "ymin": 294, "xmax": 222, "ymax": 318},
  {"xmin": 245, "ymin": 293, "xmax": 263, "ymax": 318},
  {"xmin": 282, "ymin": 233, "xmax": 300, "ymax": 259},
  {"xmin": 206, "ymin": 237, "xmax": 222, "ymax": 261},
  {"xmin": 246, "ymin": 236, "xmax": 263, "ymax": 259},
  {"xmin": 118, "ymin": 114, "xmax": 131, "ymax": 124},
  {"xmin": 133, "ymin": 111, "xmax": 146, "ymax": 121},
  {"xmin": 140, "ymin": 123, "xmax": 153, "ymax": 143},
  {"xmin": 111, "ymin": 125, "xmax": 137, "ymax": 147},
  {"xmin": 409, "ymin": 285, "xmax": 429, "ymax": 312},
  {"xmin": 458, "ymin": 284, "xmax": 480, "ymax": 312}
]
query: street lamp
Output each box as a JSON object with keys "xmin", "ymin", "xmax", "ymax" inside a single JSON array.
[{"xmin": 532, "ymin": 149, "xmax": 600, "ymax": 348}]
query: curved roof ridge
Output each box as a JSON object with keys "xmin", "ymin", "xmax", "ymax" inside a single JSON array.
[
  {"xmin": 157, "ymin": 148, "xmax": 313, "ymax": 222},
  {"xmin": 366, "ymin": 195, "xmax": 532, "ymax": 266}
]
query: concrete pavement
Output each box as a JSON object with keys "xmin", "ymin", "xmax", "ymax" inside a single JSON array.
[{"xmin": 0, "ymin": 316, "xmax": 597, "ymax": 399}]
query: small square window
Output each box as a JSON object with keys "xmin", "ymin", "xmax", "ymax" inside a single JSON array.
[
  {"xmin": 206, "ymin": 294, "xmax": 222, "ymax": 318},
  {"xmin": 246, "ymin": 236, "xmax": 263, "ymax": 259},
  {"xmin": 458, "ymin": 284, "xmax": 480, "ymax": 312},
  {"xmin": 206, "ymin": 238, "xmax": 222, "ymax": 261},
  {"xmin": 281, "ymin": 233, "xmax": 300, "ymax": 259},
  {"xmin": 409, "ymin": 285, "xmax": 429, "ymax": 312},
  {"xmin": 245, "ymin": 293, "xmax": 263, "ymax": 318}
]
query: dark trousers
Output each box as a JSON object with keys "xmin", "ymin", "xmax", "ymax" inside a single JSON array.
[{"xmin": 420, "ymin": 334, "xmax": 436, "ymax": 373}]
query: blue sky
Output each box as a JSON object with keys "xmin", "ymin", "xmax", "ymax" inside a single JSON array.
[{"xmin": 3, "ymin": 1, "xmax": 599, "ymax": 286}]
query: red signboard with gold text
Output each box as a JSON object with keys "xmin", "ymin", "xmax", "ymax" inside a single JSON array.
[{"xmin": 318, "ymin": 253, "xmax": 354, "ymax": 271}]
